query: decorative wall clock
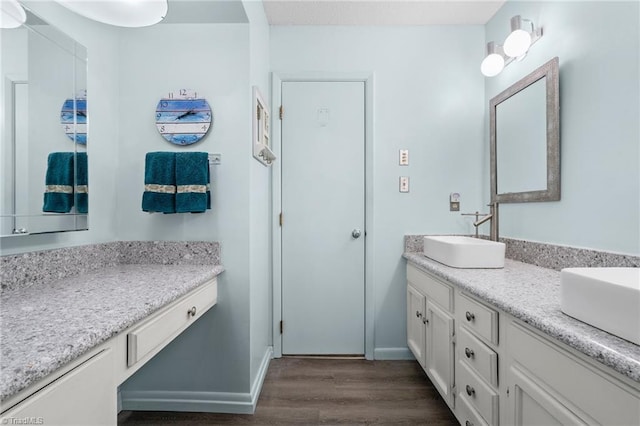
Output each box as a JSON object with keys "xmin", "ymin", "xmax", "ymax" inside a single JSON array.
[
  {"xmin": 60, "ymin": 89, "xmax": 87, "ymax": 144},
  {"xmin": 155, "ymin": 89, "xmax": 212, "ymax": 145}
]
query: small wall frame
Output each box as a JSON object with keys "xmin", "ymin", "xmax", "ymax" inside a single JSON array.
[{"xmin": 253, "ymin": 86, "xmax": 276, "ymax": 166}]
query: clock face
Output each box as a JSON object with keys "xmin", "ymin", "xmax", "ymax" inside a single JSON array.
[
  {"xmin": 60, "ymin": 89, "xmax": 87, "ymax": 145},
  {"xmin": 155, "ymin": 89, "xmax": 212, "ymax": 145}
]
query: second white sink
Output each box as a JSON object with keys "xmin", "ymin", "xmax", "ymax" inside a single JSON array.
[
  {"xmin": 561, "ymin": 267, "xmax": 640, "ymax": 345},
  {"xmin": 423, "ymin": 236, "xmax": 505, "ymax": 268}
]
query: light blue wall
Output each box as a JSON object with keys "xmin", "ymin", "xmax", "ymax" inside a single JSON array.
[
  {"xmin": 484, "ymin": 1, "xmax": 639, "ymax": 255},
  {"xmin": 0, "ymin": 1, "xmax": 120, "ymax": 255},
  {"xmin": 116, "ymin": 23, "xmax": 254, "ymax": 398},
  {"xmin": 244, "ymin": 0, "xmax": 273, "ymax": 387},
  {"xmin": 270, "ymin": 26, "xmax": 486, "ymax": 355}
]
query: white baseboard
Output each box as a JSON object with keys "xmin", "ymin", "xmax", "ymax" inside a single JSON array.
[
  {"xmin": 374, "ymin": 347, "xmax": 415, "ymax": 360},
  {"xmin": 121, "ymin": 347, "xmax": 273, "ymax": 414}
]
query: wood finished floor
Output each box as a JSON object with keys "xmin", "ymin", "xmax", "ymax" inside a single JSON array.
[{"xmin": 118, "ymin": 358, "xmax": 458, "ymax": 425}]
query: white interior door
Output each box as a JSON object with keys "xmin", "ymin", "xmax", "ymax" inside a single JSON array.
[{"xmin": 281, "ymin": 81, "xmax": 365, "ymax": 355}]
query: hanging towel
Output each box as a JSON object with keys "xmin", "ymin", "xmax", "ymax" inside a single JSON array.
[
  {"xmin": 175, "ymin": 152, "xmax": 211, "ymax": 213},
  {"xmin": 142, "ymin": 152, "xmax": 176, "ymax": 213},
  {"xmin": 75, "ymin": 152, "xmax": 88, "ymax": 214},
  {"xmin": 43, "ymin": 152, "xmax": 74, "ymax": 213}
]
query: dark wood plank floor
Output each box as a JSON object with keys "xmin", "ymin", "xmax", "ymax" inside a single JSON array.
[{"xmin": 118, "ymin": 358, "xmax": 458, "ymax": 425}]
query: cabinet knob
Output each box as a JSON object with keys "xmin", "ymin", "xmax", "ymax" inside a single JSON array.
[
  {"xmin": 187, "ymin": 306, "xmax": 197, "ymax": 317},
  {"xmin": 422, "ymin": 317, "xmax": 429, "ymax": 325},
  {"xmin": 465, "ymin": 311, "xmax": 475, "ymax": 322},
  {"xmin": 466, "ymin": 384, "xmax": 476, "ymax": 397},
  {"xmin": 416, "ymin": 310, "xmax": 422, "ymax": 318},
  {"xmin": 465, "ymin": 347, "xmax": 475, "ymax": 359},
  {"xmin": 465, "ymin": 421, "xmax": 474, "ymax": 426}
]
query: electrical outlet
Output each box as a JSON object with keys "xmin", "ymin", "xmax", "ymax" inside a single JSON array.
[
  {"xmin": 399, "ymin": 149, "xmax": 409, "ymax": 166},
  {"xmin": 399, "ymin": 176, "xmax": 409, "ymax": 193}
]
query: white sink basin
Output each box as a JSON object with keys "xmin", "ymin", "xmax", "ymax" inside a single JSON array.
[
  {"xmin": 423, "ymin": 236, "xmax": 505, "ymax": 269},
  {"xmin": 561, "ymin": 268, "xmax": 640, "ymax": 345}
]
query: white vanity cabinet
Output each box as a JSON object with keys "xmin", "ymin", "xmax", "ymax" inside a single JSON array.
[
  {"xmin": 405, "ymin": 261, "xmax": 640, "ymax": 426},
  {"xmin": 1, "ymin": 277, "xmax": 218, "ymax": 425},
  {"xmin": 407, "ymin": 264, "xmax": 455, "ymax": 408},
  {"xmin": 506, "ymin": 322, "xmax": 640, "ymax": 426},
  {"xmin": 2, "ymin": 349, "xmax": 116, "ymax": 425}
]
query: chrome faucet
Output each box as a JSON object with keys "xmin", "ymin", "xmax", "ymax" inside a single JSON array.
[{"xmin": 462, "ymin": 202, "xmax": 499, "ymax": 241}]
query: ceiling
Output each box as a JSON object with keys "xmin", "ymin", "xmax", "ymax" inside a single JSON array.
[{"xmin": 262, "ymin": 0, "xmax": 506, "ymax": 26}]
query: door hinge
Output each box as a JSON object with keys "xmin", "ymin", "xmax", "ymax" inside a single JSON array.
[
  {"xmin": 279, "ymin": 212, "xmax": 283, "ymax": 227},
  {"xmin": 279, "ymin": 320, "xmax": 283, "ymax": 334},
  {"xmin": 279, "ymin": 105, "xmax": 283, "ymax": 120}
]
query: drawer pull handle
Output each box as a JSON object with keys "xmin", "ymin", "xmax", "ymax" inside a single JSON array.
[
  {"xmin": 466, "ymin": 384, "xmax": 476, "ymax": 397},
  {"xmin": 465, "ymin": 311, "xmax": 475, "ymax": 322},
  {"xmin": 187, "ymin": 306, "xmax": 197, "ymax": 317},
  {"xmin": 416, "ymin": 310, "xmax": 422, "ymax": 318},
  {"xmin": 465, "ymin": 347, "xmax": 475, "ymax": 359},
  {"xmin": 465, "ymin": 421, "xmax": 474, "ymax": 426}
]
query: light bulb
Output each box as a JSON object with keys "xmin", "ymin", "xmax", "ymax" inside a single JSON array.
[
  {"xmin": 55, "ymin": 0, "xmax": 168, "ymax": 28},
  {"xmin": 481, "ymin": 53, "xmax": 505, "ymax": 77},
  {"xmin": 0, "ymin": 0, "xmax": 26, "ymax": 29},
  {"xmin": 504, "ymin": 29, "xmax": 532, "ymax": 58}
]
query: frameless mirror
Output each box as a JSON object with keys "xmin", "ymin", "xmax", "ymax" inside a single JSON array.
[
  {"xmin": 490, "ymin": 57, "xmax": 560, "ymax": 203},
  {"xmin": 1, "ymin": 6, "xmax": 88, "ymax": 237}
]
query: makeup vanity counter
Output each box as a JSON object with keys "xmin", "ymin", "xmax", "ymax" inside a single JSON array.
[
  {"xmin": 403, "ymin": 251, "xmax": 640, "ymax": 426},
  {"xmin": 0, "ymin": 241, "xmax": 223, "ymax": 424}
]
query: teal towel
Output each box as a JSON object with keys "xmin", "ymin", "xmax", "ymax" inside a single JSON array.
[
  {"xmin": 176, "ymin": 152, "xmax": 211, "ymax": 213},
  {"xmin": 142, "ymin": 152, "xmax": 176, "ymax": 213},
  {"xmin": 75, "ymin": 152, "xmax": 88, "ymax": 214},
  {"xmin": 43, "ymin": 152, "xmax": 74, "ymax": 213}
]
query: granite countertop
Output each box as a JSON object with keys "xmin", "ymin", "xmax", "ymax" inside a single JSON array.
[
  {"xmin": 0, "ymin": 264, "xmax": 224, "ymax": 401},
  {"xmin": 403, "ymin": 252, "xmax": 640, "ymax": 383}
]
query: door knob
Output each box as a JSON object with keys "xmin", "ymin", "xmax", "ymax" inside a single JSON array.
[{"xmin": 352, "ymin": 229, "xmax": 362, "ymax": 239}]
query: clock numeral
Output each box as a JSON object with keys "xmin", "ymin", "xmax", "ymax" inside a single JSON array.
[
  {"xmin": 156, "ymin": 112, "xmax": 161, "ymax": 119},
  {"xmin": 168, "ymin": 92, "xmax": 173, "ymax": 99},
  {"xmin": 180, "ymin": 89, "xmax": 187, "ymax": 96},
  {"xmin": 161, "ymin": 101, "xmax": 168, "ymax": 108},
  {"xmin": 202, "ymin": 125, "xmax": 208, "ymax": 131},
  {"xmin": 160, "ymin": 125, "xmax": 165, "ymax": 132}
]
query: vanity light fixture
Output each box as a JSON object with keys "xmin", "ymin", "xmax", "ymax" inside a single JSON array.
[
  {"xmin": 0, "ymin": 0, "xmax": 26, "ymax": 29},
  {"xmin": 55, "ymin": 0, "xmax": 168, "ymax": 28},
  {"xmin": 481, "ymin": 15, "xmax": 543, "ymax": 77}
]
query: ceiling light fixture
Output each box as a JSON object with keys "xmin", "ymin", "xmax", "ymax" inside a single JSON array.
[
  {"xmin": 481, "ymin": 15, "xmax": 543, "ymax": 77},
  {"xmin": 0, "ymin": 0, "xmax": 26, "ymax": 29},
  {"xmin": 55, "ymin": 0, "xmax": 168, "ymax": 28}
]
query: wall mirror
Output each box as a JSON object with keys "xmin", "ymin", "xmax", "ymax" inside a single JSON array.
[
  {"xmin": 490, "ymin": 56, "xmax": 560, "ymax": 203},
  {"xmin": 1, "ymin": 6, "xmax": 88, "ymax": 237}
]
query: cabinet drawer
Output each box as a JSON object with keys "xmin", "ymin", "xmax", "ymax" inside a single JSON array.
[
  {"xmin": 458, "ymin": 326, "xmax": 498, "ymax": 387},
  {"xmin": 508, "ymin": 322, "xmax": 640, "ymax": 425},
  {"xmin": 127, "ymin": 279, "xmax": 217, "ymax": 367},
  {"xmin": 407, "ymin": 264, "xmax": 452, "ymax": 312},
  {"xmin": 457, "ymin": 360, "xmax": 499, "ymax": 425},
  {"xmin": 458, "ymin": 293, "xmax": 498, "ymax": 344},
  {"xmin": 457, "ymin": 388, "xmax": 490, "ymax": 426}
]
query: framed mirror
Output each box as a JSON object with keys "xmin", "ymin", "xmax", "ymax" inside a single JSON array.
[
  {"xmin": 490, "ymin": 57, "xmax": 560, "ymax": 203},
  {"xmin": 1, "ymin": 6, "xmax": 88, "ymax": 237}
]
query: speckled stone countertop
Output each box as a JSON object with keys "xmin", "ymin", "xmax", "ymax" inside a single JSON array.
[
  {"xmin": 0, "ymin": 263, "xmax": 224, "ymax": 401},
  {"xmin": 403, "ymin": 252, "xmax": 640, "ymax": 383}
]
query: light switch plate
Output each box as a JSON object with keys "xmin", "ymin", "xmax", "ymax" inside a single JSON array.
[
  {"xmin": 399, "ymin": 149, "xmax": 409, "ymax": 166},
  {"xmin": 399, "ymin": 176, "xmax": 409, "ymax": 193}
]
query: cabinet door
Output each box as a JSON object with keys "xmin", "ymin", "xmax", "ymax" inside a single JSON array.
[
  {"xmin": 425, "ymin": 300, "xmax": 455, "ymax": 408},
  {"xmin": 1, "ymin": 349, "xmax": 115, "ymax": 425},
  {"xmin": 507, "ymin": 365, "xmax": 586, "ymax": 426},
  {"xmin": 407, "ymin": 284, "xmax": 426, "ymax": 367}
]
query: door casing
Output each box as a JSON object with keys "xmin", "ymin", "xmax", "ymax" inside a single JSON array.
[{"xmin": 271, "ymin": 72, "xmax": 375, "ymax": 359}]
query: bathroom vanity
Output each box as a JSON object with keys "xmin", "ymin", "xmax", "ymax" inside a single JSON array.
[
  {"xmin": 0, "ymin": 242, "xmax": 223, "ymax": 425},
  {"xmin": 404, "ymin": 252, "xmax": 640, "ymax": 426}
]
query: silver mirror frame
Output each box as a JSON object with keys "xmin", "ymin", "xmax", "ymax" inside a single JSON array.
[{"xmin": 490, "ymin": 56, "xmax": 560, "ymax": 203}]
